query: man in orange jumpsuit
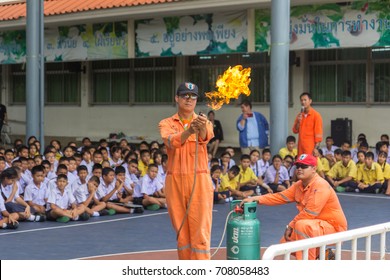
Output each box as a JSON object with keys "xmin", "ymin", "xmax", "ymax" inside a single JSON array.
[
  {"xmin": 243, "ymin": 154, "xmax": 347, "ymax": 260},
  {"xmin": 159, "ymin": 82, "xmax": 214, "ymax": 260},
  {"xmin": 292, "ymin": 92, "xmax": 323, "ymax": 156}
]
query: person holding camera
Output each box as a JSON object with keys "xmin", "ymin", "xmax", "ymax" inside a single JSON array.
[{"xmin": 236, "ymin": 100, "xmax": 269, "ymax": 155}]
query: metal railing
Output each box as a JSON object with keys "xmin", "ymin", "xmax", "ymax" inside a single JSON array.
[{"xmin": 262, "ymin": 222, "xmax": 390, "ymax": 260}]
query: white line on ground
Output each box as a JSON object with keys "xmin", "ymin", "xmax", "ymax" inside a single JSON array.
[
  {"xmin": 0, "ymin": 209, "xmax": 219, "ymax": 237},
  {"xmin": 0, "ymin": 212, "xmax": 169, "ymax": 236},
  {"xmin": 338, "ymin": 193, "xmax": 390, "ymax": 200}
]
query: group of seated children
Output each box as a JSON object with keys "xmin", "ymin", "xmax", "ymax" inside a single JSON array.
[
  {"xmin": 0, "ymin": 137, "xmax": 168, "ymax": 229},
  {"xmin": 209, "ymin": 133, "xmax": 390, "ymax": 204}
]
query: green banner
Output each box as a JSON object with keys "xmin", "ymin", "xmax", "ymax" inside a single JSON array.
[
  {"xmin": 135, "ymin": 11, "xmax": 248, "ymax": 57},
  {"xmin": 0, "ymin": 21, "xmax": 128, "ymax": 64},
  {"xmin": 256, "ymin": 1, "xmax": 390, "ymax": 52}
]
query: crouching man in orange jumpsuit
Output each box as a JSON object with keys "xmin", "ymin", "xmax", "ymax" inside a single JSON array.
[
  {"xmin": 243, "ymin": 154, "xmax": 347, "ymax": 260},
  {"xmin": 159, "ymin": 82, "xmax": 214, "ymax": 260}
]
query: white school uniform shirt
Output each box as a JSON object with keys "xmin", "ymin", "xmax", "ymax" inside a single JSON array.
[
  {"xmin": 140, "ymin": 174, "xmax": 163, "ymax": 196},
  {"xmin": 0, "ymin": 193, "xmax": 7, "ymax": 212},
  {"xmin": 71, "ymin": 179, "xmax": 90, "ymax": 204},
  {"xmin": 321, "ymin": 145, "xmax": 339, "ymax": 156},
  {"xmin": 24, "ymin": 182, "xmax": 49, "ymax": 206},
  {"xmin": 96, "ymin": 180, "xmax": 118, "ymax": 201},
  {"xmin": 1, "ymin": 184, "xmax": 20, "ymax": 203},
  {"xmin": 157, "ymin": 167, "xmax": 166, "ymax": 186},
  {"xmin": 258, "ymin": 159, "xmax": 270, "ymax": 176},
  {"xmin": 80, "ymin": 160, "xmax": 94, "ymax": 174},
  {"xmin": 19, "ymin": 172, "xmax": 32, "ymax": 194},
  {"xmin": 264, "ymin": 165, "xmax": 290, "ymax": 185},
  {"xmin": 67, "ymin": 171, "xmax": 78, "ymax": 186},
  {"xmin": 47, "ymin": 187, "xmax": 76, "ymax": 210},
  {"xmin": 109, "ymin": 158, "xmax": 123, "ymax": 168},
  {"xmin": 250, "ymin": 161, "xmax": 264, "ymax": 178}
]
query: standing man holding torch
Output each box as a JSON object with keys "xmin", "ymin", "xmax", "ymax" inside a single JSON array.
[
  {"xmin": 159, "ymin": 82, "xmax": 214, "ymax": 260},
  {"xmin": 293, "ymin": 92, "xmax": 323, "ymax": 157}
]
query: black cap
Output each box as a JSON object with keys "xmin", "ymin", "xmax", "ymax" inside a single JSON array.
[{"xmin": 176, "ymin": 82, "xmax": 198, "ymax": 96}]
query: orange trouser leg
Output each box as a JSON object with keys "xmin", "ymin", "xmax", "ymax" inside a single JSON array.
[
  {"xmin": 298, "ymin": 139, "xmax": 315, "ymax": 156},
  {"xmin": 165, "ymin": 174, "xmax": 213, "ymax": 260},
  {"xmin": 280, "ymin": 219, "xmax": 337, "ymax": 260}
]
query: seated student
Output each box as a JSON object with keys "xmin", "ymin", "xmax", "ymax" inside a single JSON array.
[
  {"xmin": 326, "ymin": 150, "xmax": 358, "ymax": 192},
  {"xmin": 92, "ymin": 150, "xmax": 103, "ymax": 166},
  {"xmin": 314, "ymin": 148, "xmax": 330, "ymax": 176},
  {"xmin": 278, "ymin": 135, "xmax": 298, "ymax": 160},
  {"xmin": 67, "ymin": 156, "xmax": 78, "ymax": 177},
  {"xmin": 115, "ymin": 166, "xmax": 134, "ymax": 203},
  {"xmin": 125, "ymin": 159, "xmax": 141, "ymax": 192},
  {"xmin": 224, "ymin": 146, "xmax": 237, "ymax": 167},
  {"xmin": 1, "ymin": 167, "xmax": 45, "ymax": 222},
  {"xmin": 0, "ymin": 156, "xmax": 6, "ymax": 173},
  {"xmin": 47, "ymin": 164, "xmax": 71, "ymax": 192},
  {"xmin": 4, "ymin": 149, "xmax": 15, "ymax": 169},
  {"xmin": 237, "ymin": 154, "xmax": 259, "ymax": 197},
  {"xmin": 249, "ymin": 149, "xmax": 271, "ymax": 191},
  {"xmin": 321, "ymin": 136, "xmax": 338, "ymax": 159},
  {"xmin": 23, "ymin": 165, "xmax": 49, "ymax": 216},
  {"xmin": 156, "ymin": 154, "xmax": 168, "ymax": 188},
  {"xmin": 282, "ymin": 155, "xmax": 294, "ymax": 181},
  {"xmin": 72, "ymin": 166, "xmax": 109, "ymax": 217},
  {"xmin": 353, "ymin": 152, "xmax": 384, "ymax": 193},
  {"xmin": 44, "ymin": 150, "xmax": 58, "ymax": 179},
  {"xmin": 80, "ymin": 149, "xmax": 94, "ymax": 174},
  {"xmin": 32, "ymin": 155, "xmax": 42, "ymax": 166},
  {"xmin": 138, "ymin": 149, "xmax": 152, "ymax": 178},
  {"xmin": 132, "ymin": 164, "xmax": 166, "ymax": 210},
  {"xmin": 109, "ymin": 146, "xmax": 123, "ymax": 168},
  {"xmin": 219, "ymin": 152, "xmax": 232, "ymax": 174},
  {"xmin": 258, "ymin": 148, "xmax": 271, "ymax": 176},
  {"xmin": 376, "ymin": 141, "xmax": 390, "ymax": 164},
  {"xmin": 210, "ymin": 165, "xmax": 229, "ymax": 204},
  {"xmin": 377, "ymin": 151, "xmax": 390, "ymax": 194},
  {"xmin": 263, "ymin": 155, "xmax": 289, "ymax": 194},
  {"xmin": 96, "ymin": 167, "xmax": 133, "ymax": 214},
  {"xmin": 219, "ymin": 165, "xmax": 241, "ymax": 199},
  {"xmin": 352, "ymin": 140, "xmax": 370, "ymax": 162},
  {"xmin": 328, "ymin": 148, "xmax": 343, "ymax": 168},
  {"xmin": 0, "ymin": 203, "xmax": 18, "ymax": 229},
  {"xmin": 46, "ymin": 174, "xmax": 89, "ymax": 223},
  {"xmin": 355, "ymin": 150, "xmax": 366, "ymax": 169},
  {"xmin": 209, "ymin": 157, "xmax": 220, "ymax": 169},
  {"xmin": 86, "ymin": 163, "xmax": 103, "ymax": 182}
]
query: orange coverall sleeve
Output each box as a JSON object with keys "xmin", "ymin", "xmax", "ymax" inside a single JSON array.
[
  {"xmin": 292, "ymin": 114, "xmax": 300, "ymax": 134},
  {"xmin": 313, "ymin": 111, "xmax": 323, "ymax": 143},
  {"xmin": 258, "ymin": 184, "xmax": 297, "ymax": 205}
]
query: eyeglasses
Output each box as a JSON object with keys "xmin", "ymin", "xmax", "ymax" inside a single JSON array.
[
  {"xmin": 179, "ymin": 93, "xmax": 198, "ymax": 100},
  {"xmin": 295, "ymin": 163, "xmax": 310, "ymax": 169},
  {"xmin": 285, "ymin": 160, "xmax": 293, "ymax": 164}
]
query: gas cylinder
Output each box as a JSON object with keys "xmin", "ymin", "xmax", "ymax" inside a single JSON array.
[{"xmin": 226, "ymin": 200, "xmax": 260, "ymax": 260}]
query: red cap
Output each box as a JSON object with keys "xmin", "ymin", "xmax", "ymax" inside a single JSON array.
[{"xmin": 295, "ymin": 154, "xmax": 317, "ymax": 167}]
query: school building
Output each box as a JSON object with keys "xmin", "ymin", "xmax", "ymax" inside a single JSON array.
[{"xmin": 0, "ymin": 0, "xmax": 389, "ymax": 148}]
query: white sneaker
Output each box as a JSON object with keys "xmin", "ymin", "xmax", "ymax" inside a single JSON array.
[{"xmin": 355, "ymin": 189, "xmax": 360, "ymax": 193}]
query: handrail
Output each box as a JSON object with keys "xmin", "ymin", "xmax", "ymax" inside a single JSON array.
[{"xmin": 262, "ymin": 222, "xmax": 390, "ymax": 260}]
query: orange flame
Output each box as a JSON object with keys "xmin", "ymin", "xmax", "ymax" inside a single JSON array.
[{"xmin": 205, "ymin": 65, "xmax": 251, "ymax": 110}]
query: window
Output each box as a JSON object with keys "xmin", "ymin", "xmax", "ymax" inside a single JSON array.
[
  {"xmin": 10, "ymin": 64, "xmax": 26, "ymax": 104},
  {"xmin": 189, "ymin": 53, "xmax": 270, "ymax": 104},
  {"xmin": 308, "ymin": 48, "xmax": 367, "ymax": 103},
  {"xmin": 92, "ymin": 60, "xmax": 130, "ymax": 104},
  {"xmin": 46, "ymin": 62, "xmax": 81, "ymax": 105},
  {"xmin": 372, "ymin": 47, "xmax": 390, "ymax": 103},
  {"xmin": 134, "ymin": 57, "xmax": 175, "ymax": 103}
]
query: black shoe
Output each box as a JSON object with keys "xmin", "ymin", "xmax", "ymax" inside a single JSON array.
[
  {"xmin": 79, "ymin": 212, "xmax": 90, "ymax": 221},
  {"xmin": 99, "ymin": 209, "xmax": 109, "ymax": 216},
  {"xmin": 35, "ymin": 214, "xmax": 46, "ymax": 222},
  {"xmin": 5, "ymin": 222, "xmax": 18, "ymax": 230}
]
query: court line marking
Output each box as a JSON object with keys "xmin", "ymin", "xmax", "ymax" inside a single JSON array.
[
  {"xmin": 0, "ymin": 212, "xmax": 169, "ymax": 236},
  {"xmin": 0, "ymin": 209, "xmax": 219, "ymax": 237},
  {"xmin": 338, "ymin": 193, "xmax": 390, "ymax": 200}
]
